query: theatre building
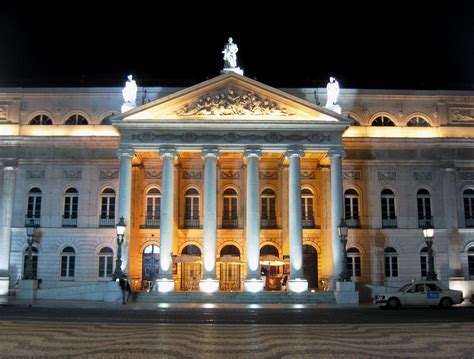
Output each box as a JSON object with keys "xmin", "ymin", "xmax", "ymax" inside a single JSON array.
[{"xmin": 1, "ymin": 71, "xmax": 474, "ymax": 302}]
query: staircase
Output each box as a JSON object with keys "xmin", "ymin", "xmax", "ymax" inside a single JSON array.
[{"xmin": 134, "ymin": 291, "xmax": 336, "ymax": 304}]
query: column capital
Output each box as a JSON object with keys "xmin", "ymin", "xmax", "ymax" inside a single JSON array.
[
  {"xmin": 285, "ymin": 146, "xmax": 305, "ymax": 158},
  {"xmin": 117, "ymin": 148, "xmax": 135, "ymax": 158},
  {"xmin": 2, "ymin": 159, "xmax": 18, "ymax": 170},
  {"xmin": 244, "ymin": 147, "xmax": 262, "ymax": 158},
  {"xmin": 159, "ymin": 146, "xmax": 177, "ymax": 158},
  {"xmin": 201, "ymin": 147, "xmax": 220, "ymax": 159},
  {"xmin": 328, "ymin": 149, "xmax": 347, "ymax": 159}
]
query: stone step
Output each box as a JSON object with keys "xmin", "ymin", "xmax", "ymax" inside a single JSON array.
[{"xmin": 133, "ymin": 291, "xmax": 336, "ymax": 304}]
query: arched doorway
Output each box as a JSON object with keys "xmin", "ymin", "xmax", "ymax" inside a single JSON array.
[
  {"xmin": 303, "ymin": 245, "xmax": 318, "ymax": 288},
  {"xmin": 260, "ymin": 244, "xmax": 283, "ymax": 290},
  {"xmin": 179, "ymin": 245, "xmax": 201, "ymax": 291},
  {"xmin": 219, "ymin": 245, "xmax": 241, "ymax": 291},
  {"xmin": 142, "ymin": 245, "xmax": 160, "ymax": 290}
]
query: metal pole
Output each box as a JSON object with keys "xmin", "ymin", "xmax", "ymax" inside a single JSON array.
[
  {"xmin": 113, "ymin": 234, "xmax": 124, "ymax": 280},
  {"xmin": 339, "ymin": 236, "xmax": 351, "ymax": 282},
  {"xmin": 24, "ymin": 236, "xmax": 34, "ymax": 280},
  {"xmin": 426, "ymin": 240, "xmax": 437, "ymax": 281}
]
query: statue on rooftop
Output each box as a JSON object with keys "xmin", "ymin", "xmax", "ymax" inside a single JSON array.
[
  {"xmin": 121, "ymin": 75, "xmax": 138, "ymax": 113},
  {"xmin": 222, "ymin": 37, "xmax": 239, "ymax": 69},
  {"xmin": 325, "ymin": 77, "xmax": 341, "ymax": 114}
]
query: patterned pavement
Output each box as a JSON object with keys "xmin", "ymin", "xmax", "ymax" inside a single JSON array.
[{"xmin": 0, "ymin": 321, "xmax": 473, "ymax": 358}]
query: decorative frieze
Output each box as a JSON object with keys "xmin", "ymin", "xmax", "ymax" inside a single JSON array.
[
  {"xmin": 144, "ymin": 170, "xmax": 162, "ymax": 179},
  {"xmin": 100, "ymin": 169, "xmax": 119, "ymax": 180},
  {"xmin": 413, "ymin": 171, "xmax": 432, "ymax": 181},
  {"xmin": 0, "ymin": 105, "xmax": 7, "ymax": 120},
  {"xmin": 221, "ymin": 170, "xmax": 240, "ymax": 179},
  {"xmin": 26, "ymin": 170, "xmax": 45, "ymax": 180},
  {"xmin": 63, "ymin": 170, "xmax": 82, "ymax": 180},
  {"xmin": 301, "ymin": 171, "xmax": 316, "ymax": 180},
  {"xmin": 450, "ymin": 107, "xmax": 474, "ymax": 122},
  {"xmin": 343, "ymin": 170, "xmax": 361, "ymax": 181},
  {"xmin": 459, "ymin": 172, "xmax": 474, "ymax": 181},
  {"xmin": 182, "ymin": 171, "xmax": 202, "ymax": 179},
  {"xmin": 259, "ymin": 171, "xmax": 278, "ymax": 180},
  {"xmin": 377, "ymin": 171, "xmax": 396, "ymax": 181}
]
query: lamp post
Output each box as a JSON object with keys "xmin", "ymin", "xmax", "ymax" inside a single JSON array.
[
  {"xmin": 422, "ymin": 222, "xmax": 437, "ymax": 281},
  {"xmin": 337, "ymin": 218, "xmax": 351, "ymax": 282},
  {"xmin": 23, "ymin": 219, "xmax": 37, "ymax": 280},
  {"xmin": 112, "ymin": 216, "xmax": 126, "ymax": 280}
]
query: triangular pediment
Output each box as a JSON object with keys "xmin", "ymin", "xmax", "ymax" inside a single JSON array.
[{"xmin": 113, "ymin": 73, "xmax": 351, "ymax": 125}]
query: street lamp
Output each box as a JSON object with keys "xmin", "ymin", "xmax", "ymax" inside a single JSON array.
[
  {"xmin": 23, "ymin": 219, "xmax": 37, "ymax": 280},
  {"xmin": 337, "ymin": 218, "xmax": 351, "ymax": 282},
  {"xmin": 422, "ymin": 222, "xmax": 437, "ymax": 281},
  {"xmin": 112, "ymin": 216, "xmax": 126, "ymax": 280}
]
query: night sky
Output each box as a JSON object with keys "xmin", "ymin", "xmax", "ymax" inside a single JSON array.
[{"xmin": 1, "ymin": 1, "xmax": 473, "ymax": 90}]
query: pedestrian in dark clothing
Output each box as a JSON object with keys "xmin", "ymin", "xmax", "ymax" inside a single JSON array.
[
  {"xmin": 126, "ymin": 278, "xmax": 132, "ymax": 303},
  {"xmin": 119, "ymin": 275, "xmax": 127, "ymax": 304}
]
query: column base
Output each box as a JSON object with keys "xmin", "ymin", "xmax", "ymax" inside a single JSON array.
[
  {"xmin": 288, "ymin": 278, "xmax": 308, "ymax": 293},
  {"xmin": 0, "ymin": 277, "xmax": 9, "ymax": 296},
  {"xmin": 156, "ymin": 278, "xmax": 175, "ymax": 293},
  {"xmin": 243, "ymin": 279, "xmax": 265, "ymax": 293},
  {"xmin": 199, "ymin": 279, "xmax": 219, "ymax": 293},
  {"xmin": 334, "ymin": 281, "xmax": 359, "ymax": 304},
  {"xmin": 17, "ymin": 279, "xmax": 38, "ymax": 300}
]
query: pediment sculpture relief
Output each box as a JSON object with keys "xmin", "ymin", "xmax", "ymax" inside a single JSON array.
[{"xmin": 176, "ymin": 88, "xmax": 294, "ymax": 117}]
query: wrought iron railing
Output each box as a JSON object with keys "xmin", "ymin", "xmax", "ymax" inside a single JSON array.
[
  {"xmin": 184, "ymin": 218, "xmax": 200, "ymax": 229},
  {"xmin": 382, "ymin": 217, "xmax": 397, "ymax": 228},
  {"xmin": 99, "ymin": 217, "xmax": 116, "ymax": 228},
  {"xmin": 25, "ymin": 215, "xmax": 40, "ymax": 227},
  {"xmin": 346, "ymin": 217, "xmax": 360, "ymax": 228},
  {"xmin": 62, "ymin": 216, "xmax": 77, "ymax": 227},
  {"xmin": 261, "ymin": 219, "xmax": 277, "ymax": 229},
  {"xmin": 222, "ymin": 218, "xmax": 238, "ymax": 229}
]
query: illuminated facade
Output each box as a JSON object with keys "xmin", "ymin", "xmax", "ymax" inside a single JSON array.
[{"xmin": 1, "ymin": 73, "xmax": 474, "ymax": 301}]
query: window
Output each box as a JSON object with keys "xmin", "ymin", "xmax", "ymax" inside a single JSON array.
[
  {"xmin": 261, "ymin": 188, "xmax": 276, "ymax": 228},
  {"xmin": 222, "ymin": 188, "xmax": 238, "ymax": 228},
  {"xmin": 384, "ymin": 247, "xmax": 398, "ymax": 278},
  {"xmin": 347, "ymin": 247, "xmax": 361, "ymax": 277},
  {"xmin": 99, "ymin": 188, "xmax": 115, "ymax": 227},
  {"xmin": 98, "ymin": 247, "xmax": 114, "ymax": 278},
  {"xmin": 420, "ymin": 247, "xmax": 434, "ymax": 278},
  {"xmin": 468, "ymin": 247, "xmax": 474, "ymax": 279},
  {"xmin": 60, "ymin": 247, "xmax": 75, "ymax": 279},
  {"xmin": 26, "ymin": 187, "xmax": 42, "ymax": 225},
  {"xmin": 407, "ymin": 116, "xmax": 431, "ymax": 127},
  {"xmin": 346, "ymin": 113, "xmax": 361, "ymax": 126},
  {"xmin": 344, "ymin": 189, "xmax": 360, "ymax": 227},
  {"xmin": 30, "ymin": 114, "xmax": 52, "ymax": 125},
  {"xmin": 371, "ymin": 116, "xmax": 395, "ymax": 126},
  {"xmin": 301, "ymin": 188, "xmax": 314, "ymax": 228},
  {"xmin": 23, "ymin": 246, "xmax": 38, "ymax": 279},
  {"xmin": 185, "ymin": 188, "xmax": 200, "ymax": 228},
  {"xmin": 381, "ymin": 189, "xmax": 397, "ymax": 227},
  {"xmin": 417, "ymin": 189, "xmax": 432, "ymax": 227},
  {"xmin": 65, "ymin": 114, "xmax": 88, "ymax": 125},
  {"xmin": 144, "ymin": 188, "xmax": 161, "ymax": 228},
  {"xmin": 63, "ymin": 188, "xmax": 78, "ymax": 227},
  {"xmin": 463, "ymin": 189, "xmax": 474, "ymax": 227}
]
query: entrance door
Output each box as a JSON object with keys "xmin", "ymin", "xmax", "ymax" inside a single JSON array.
[
  {"xmin": 142, "ymin": 245, "xmax": 160, "ymax": 285},
  {"xmin": 303, "ymin": 245, "xmax": 318, "ymax": 288},
  {"xmin": 181, "ymin": 263, "xmax": 201, "ymax": 291}
]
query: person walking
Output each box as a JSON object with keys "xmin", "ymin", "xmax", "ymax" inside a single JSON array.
[{"xmin": 119, "ymin": 275, "xmax": 127, "ymax": 304}]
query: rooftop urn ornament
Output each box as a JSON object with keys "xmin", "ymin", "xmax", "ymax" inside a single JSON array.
[
  {"xmin": 121, "ymin": 74, "xmax": 138, "ymax": 113},
  {"xmin": 325, "ymin": 76, "xmax": 341, "ymax": 114},
  {"xmin": 221, "ymin": 37, "xmax": 244, "ymax": 76}
]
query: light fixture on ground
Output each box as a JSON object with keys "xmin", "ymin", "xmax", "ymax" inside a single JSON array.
[
  {"xmin": 23, "ymin": 219, "xmax": 37, "ymax": 280},
  {"xmin": 422, "ymin": 222, "xmax": 437, "ymax": 281},
  {"xmin": 112, "ymin": 216, "xmax": 126, "ymax": 280},
  {"xmin": 337, "ymin": 218, "xmax": 351, "ymax": 282}
]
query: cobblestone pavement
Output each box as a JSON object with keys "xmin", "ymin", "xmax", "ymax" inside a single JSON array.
[{"xmin": 0, "ymin": 320, "xmax": 473, "ymax": 358}]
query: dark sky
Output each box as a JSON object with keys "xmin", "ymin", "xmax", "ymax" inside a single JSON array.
[{"xmin": 1, "ymin": 1, "xmax": 473, "ymax": 90}]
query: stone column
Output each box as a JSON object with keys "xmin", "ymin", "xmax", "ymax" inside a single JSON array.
[
  {"xmin": 156, "ymin": 147, "xmax": 177, "ymax": 292},
  {"xmin": 243, "ymin": 147, "xmax": 264, "ymax": 292},
  {"xmin": 117, "ymin": 149, "xmax": 134, "ymax": 274},
  {"xmin": 199, "ymin": 147, "xmax": 220, "ymax": 292},
  {"xmin": 0, "ymin": 162, "xmax": 17, "ymax": 295},
  {"xmin": 286, "ymin": 147, "xmax": 308, "ymax": 292}
]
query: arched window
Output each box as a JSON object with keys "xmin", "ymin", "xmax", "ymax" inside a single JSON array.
[
  {"xmin": 468, "ymin": 247, "xmax": 474, "ymax": 279},
  {"xmin": 99, "ymin": 188, "xmax": 115, "ymax": 227},
  {"xmin": 344, "ymin": 189, "xmax": 360, "ymax": 227},
  {"xmin": 98, "ymin": 247, "xmax": 114, "ymax": 278},
  {"xmin": 371, "ymin": 116, "xmax": 395, "ymax": 127},
  {"xmin": 346, "ymin": 114, "xmax": 361, "ymax": 126},
  {"xmin": 26, "ymin": 187, "xmax": 42, "ymax": 226},
  {"xmin": 222, "ymin": 188, "xmax": 238, "ymax": 228},
  {"xmin": 100, "ymin": 114, "xmax": 115, "ymax": 125},
  {"xmin": 261, "ymin": 188, "xmax": 276, "ymax": 228},
  {"xmin": 23, "ymin": 246, "xmax": 38, "ymax": 279},
  {"xmin": 63, "ymin": 188, "xmax": 78, "ymax": 227},
  {"xmin": 463, "ymin": 189, "xmax": 474, "ymax": 228},
  {"xmin": 417, "ymin": 189, "xmax": 432, "ymax": 228},
  {"xmin": 420, "ymin": 247, "xmax": 435, "ymax": 278},
  {"xmin": 143, "ymin": 245, "xmax": 160, "ymax": 283},
  {"xmin": 407, "ymin": 116, "xmax": 431, "ymax": 127},
  {"xmin": 144, "ymin": 188, "xmax": 161, "ymax": 228},
  {"xmin": 301, "ymin": 188, "xmax": 315, "ymax": 228},
  {"xmin": 384, "ymin": 247, "xmax": 398, "ymax": 278},
  {"xmin": 60, "ymin": 247, "xmax": 75, "ymax": 279},
  {"xmin": 184, "ymin": 188, "xmax": 200, "ymax": 228},
  {"xmin": 347, "ymin": 247, "xmax": 361, "ymax": 277},
  {"xmin": 260, "ymin": 244, "xmax": 279, "ymax": 257},
  {"xmin": 65, "ymin": 114, "xmax": 88, "ymax": 125},
  {"xmin": 30, "ymin": 114, "xmax": 52, "ymax": 125},
  {"xmin": 381, "ymin": 189, "xmax": 397, "ymax": 228}
]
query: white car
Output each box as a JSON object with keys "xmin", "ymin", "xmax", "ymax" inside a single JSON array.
[{"xmin": 374, "ymin": 281, "xmax": 464, "ymax": 309}]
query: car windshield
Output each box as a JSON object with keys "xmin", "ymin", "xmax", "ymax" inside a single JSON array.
[{"xmin": 399, "ymin": 284, "xmax": 412, "ymax": 292}]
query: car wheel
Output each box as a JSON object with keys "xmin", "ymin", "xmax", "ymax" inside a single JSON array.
[
  {"xmin": 386, "ymin": 297, "xmax": 400, "ymax": 309},
  {"xmin": 439, "ymin": 297, "xmax": 453, "ymax": 309}
]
